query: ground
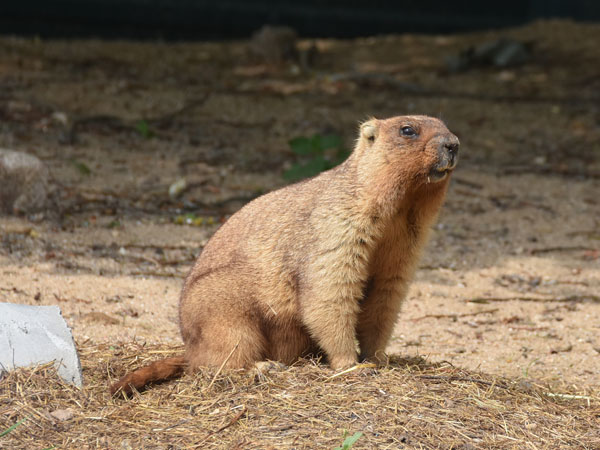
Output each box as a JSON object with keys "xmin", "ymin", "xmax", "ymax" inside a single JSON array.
[{"xmin": 1, "ymin": 16, "xmax": 599, "ymax": 428}]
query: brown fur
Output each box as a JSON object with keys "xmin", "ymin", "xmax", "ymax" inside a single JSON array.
[{"xmin": 110, "ymin": 115, "xmax": 459, "ymax": 395}]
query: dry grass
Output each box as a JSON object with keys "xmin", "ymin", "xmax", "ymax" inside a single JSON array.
[{"xmin": 1, "ymin": 342, "xmax": 598, "ymax": 449}]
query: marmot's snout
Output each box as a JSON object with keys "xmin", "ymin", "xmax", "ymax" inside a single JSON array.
[
  {"xmin": 429, "ymin": 134, "xmax": 459, "ymax": 182},
  {"xmin": 441, "ymin": 136, "xmax": 459, "ymax": 170}
]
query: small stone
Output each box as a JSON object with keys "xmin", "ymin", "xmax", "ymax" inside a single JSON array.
[
  {"xmin": 105, "ymin": 295, "xmax": 122, "ymax": 303},
  {"xmin": 168, "ymin": 177, "xmax": 187, "ymax": 199},
  {"xmin": 517, "ymin": 380, "xmax": 534, "ymax": 392},
  {"xmin": 249, "ymin": 25, "xmax": 298, "ymax": 64},
  {"xmin": 255, "ymin": 360, "xmax": 287, "ymax": 373},
  {"xmin": 0, "ymin": 149, "xmax": 52, "ymax": 215},
  {"xmin": 50, "ymin": 408, "xmax": 74, "ymax": 422},
  {"xmin": 497, "ymin": 70, "xmax": 516, "ymax": 82},
  {"xmin": 51, "ymin": 111, "xmax": 69, "ymax": 126},
  {"xmin": 83, "ymin": 311, "xmax": 121, "ymax": 325}
]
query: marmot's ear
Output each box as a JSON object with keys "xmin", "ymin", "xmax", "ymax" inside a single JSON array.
[{"xmin": 361, "ymin": 119, "xmax": 378, "ymax": 143}]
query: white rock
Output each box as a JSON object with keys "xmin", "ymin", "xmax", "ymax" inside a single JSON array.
[{"xmin": 0, "ymin": 303, "xmax": 82, "ymax": 386}]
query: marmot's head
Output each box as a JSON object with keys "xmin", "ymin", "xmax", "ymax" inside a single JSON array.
[{"xmin": 359, "ymin": 115, "xmax": 459, "ymax": 185}]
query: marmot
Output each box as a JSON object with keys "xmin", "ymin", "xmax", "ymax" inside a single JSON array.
[{"xmin": 110, "ymin": 115, "xmax": 459, "ymax": 395}]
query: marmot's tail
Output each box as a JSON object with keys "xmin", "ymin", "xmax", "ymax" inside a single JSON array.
[{"xmin": 110, "ymin": 356, "xmax": 186, "ymax": 396}]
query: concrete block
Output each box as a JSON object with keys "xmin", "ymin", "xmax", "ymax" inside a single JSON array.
[{"xmin": 0, "ymin": 303, "xmax": 82, "ymax": 386}]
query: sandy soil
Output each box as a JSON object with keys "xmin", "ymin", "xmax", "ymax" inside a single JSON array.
[{"xmin": 1, "ymin": 20, "xmax": 599, "ymax": 387}]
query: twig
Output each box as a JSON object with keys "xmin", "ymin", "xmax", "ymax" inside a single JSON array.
[
  {"xmin": 90, "ymin": 243, "xmax": 194, "ymax": 251},
  {"xmin": 418, "ymin": 264, "xmax": 455, "ymax": 271},
  {"xmin": 213, "ymin": 118, "xmax": 275, "ymax": 128},
  {"xmin": 128, "ymin": 270, "xmax": 185, "ymax": 278},
  {"xmin": 328, "ymin": 363, "xmax": 377, "ymax": 379},
  {"xmin": 254, "ymin": 424, "xmax": 294, "ymax": 432},
  {"xmin": 191, "ymin": 406, "xmax": 247, "ymax": 448},
  {"xmin": 410, "ymin": 308, "xmax": 498, "ymax": 322},
  {"xmin": 530, "ymin": 246, "xmax": 596, "ymax": 255},
  {"xmin": 128, "ymin": 254, "xmax": 162, "ymax": 266},
  {"xmin": 205, "ymin": 340, "xmax": 241, "ymax": 391},
  {"xmin": 508, "ymin": 325, "xmax": 549, "ymax": 331},
  {"xmin": 417, "ymin": 375, "xmax": 508, "ymax": 390},
  {"xmin": 214, "ymin": 407, "xmax": 247, "ymax": 434},
  {"xmin": 467, "ymin": 295, "xmax": 600, "ymax": 304},
  {"xmin": 153, "ymin": 418, "xmax": 191, "ymax": 432},
  {"xmin": 545, "ymin": 392, "xmax": 595, "ymax": 406},
  {"xmin": 145, "ymin": 94, "xmax": 211, "ymax": 127},
  {"xmin": 327, "ymin": 72, "xmax": 422, "ymax": 92}
]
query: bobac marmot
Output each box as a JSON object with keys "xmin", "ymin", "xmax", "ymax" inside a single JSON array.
[{"xmin": 110, "ymin": 115, "xmax": 459, "ymax": 395}]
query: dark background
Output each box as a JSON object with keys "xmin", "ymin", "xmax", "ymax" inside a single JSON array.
[{"xmin": 2, "ymin": 0, "xmax": 600, "ymax": 40}]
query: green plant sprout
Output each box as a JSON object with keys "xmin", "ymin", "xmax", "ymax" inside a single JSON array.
[
  {"xmin": 333, "ymin": 431, "xmax": 363, "ymax": 450},
  {"xmin": 0, "ymin": 417, "xmax": 27, "ymax": 437},
  {"xmin": 283, "ymin": 133, "xmax": 349, "ymax": 181},
  {"xmin": 135, "ymin": 120, "xmax": 154, "ymax": 138}
]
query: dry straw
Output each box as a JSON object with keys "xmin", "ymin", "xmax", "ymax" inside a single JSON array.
[{"xmin": 1, "ymin": 342, "xmax": 598, "ymax": 449}]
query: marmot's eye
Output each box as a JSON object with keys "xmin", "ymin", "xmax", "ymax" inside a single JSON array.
[{"xmin": 400, "ymin": 126, "xmax": 417, "ymax": 137}]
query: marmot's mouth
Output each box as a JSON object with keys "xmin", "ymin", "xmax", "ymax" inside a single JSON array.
[{"xmin": 427, "ymin": 167, "xmax": 453, "ymax": 183}]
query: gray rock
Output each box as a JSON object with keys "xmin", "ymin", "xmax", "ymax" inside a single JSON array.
[
  {"xmin": 0, "ymin": 303, "xmax": 82, "ymax": 386},
  {"xmin": 249, "ymin": 25, "xmax": 298, "ymax": 64},
  {"xmin": 0, "ymin": 149, "xmax": 51, "ymax": 215},
  {"xmin": 474, "ymin": 38, "xmax": 530, "ymax": 67},
  {"xmin": 446, "ymin": 38, "xmax": 531, "ymax": 72}
]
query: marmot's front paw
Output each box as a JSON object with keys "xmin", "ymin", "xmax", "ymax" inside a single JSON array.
[
  {"xmin": 359, "ymin": 350, "xmax": 389, "ymax": 367},
  {"xmin": 329, "ymin": 355, "xmax": 359, "ymax": 370}
]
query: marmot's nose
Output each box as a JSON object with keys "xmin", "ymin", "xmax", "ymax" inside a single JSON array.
[
  {"xmin": 438, "ymin": 136, "xmax": 459, "ymax": 168},
  {"xmin": 442, "ymin": 134, "xmax": 459, "ymax": 154},
  {"xmin": 444, "ymin": 142, "xmax": 459, "ymax": 155}
]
